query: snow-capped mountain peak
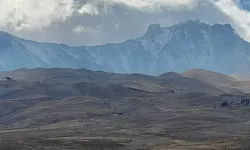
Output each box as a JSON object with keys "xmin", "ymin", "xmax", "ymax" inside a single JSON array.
[{"xmin": 0, "ymin": 20, "xmax": 250, "ymax": 76}]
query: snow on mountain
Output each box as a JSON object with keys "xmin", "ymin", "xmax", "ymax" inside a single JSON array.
[{"xmin": 1, "ymin": 20, "xmax": 250, "ymax": 75}]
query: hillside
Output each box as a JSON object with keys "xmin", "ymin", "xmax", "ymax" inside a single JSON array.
[
  {"xmin": 0, "ymin": 68, "xmax": 250, "ymax": 149},
  {"xmin": 182, "ymin": 69, "xmax": 250, "ymax": 93},
  {"xmin": 182, "ymin": 69, "xmax": 238, "ymax": 85}
]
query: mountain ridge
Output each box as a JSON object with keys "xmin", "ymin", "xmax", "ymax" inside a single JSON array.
[{"xmin": 0, "ymin": 20, "xmax": 250, "ymax": 76}]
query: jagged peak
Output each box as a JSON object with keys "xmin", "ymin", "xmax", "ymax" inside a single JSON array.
[
  {"xmin": 141, "ymin": 20, "xmax": 240, "ymax": 41},
  {"xmin": 168, "ymin": 20, "xmax": 239, "ymax": 37},
  {"xmin": 171, "ymin": 20, "xmax": 212, "ymax": 32},
  {"xmin": 144, "ymin": 23, "xmax": 164, "ymax": 38},
  {"xmin": 170, "ymin": 20, "xmax": 234, "ymax": 30},
  {"xmin": 211, "ymin": 23, "xmax": 239, "ymax": 37},
  {"xmin": 148, "ymin": 23, "xmax": 161, "ymax": 30},
  {"xmin": 212, "ymin": 23, "xmax": 234, "ymax": 31}
]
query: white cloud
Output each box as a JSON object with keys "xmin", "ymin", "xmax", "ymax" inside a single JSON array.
[
  {"xmin": 1, "ymin": 0, "xmax": 250, "ymax": 44},
  {"xmin": 109, "ymin": 0, "xmax": 196, "ymax": 10},
  {"xmin": 0, "ymin": 0, "xmax": 198, "ymax": 31},
  {"xmin": 78, "ymin": 3, "xmax": 99, "ymax": 15},
  {"xmin": 212, "ymin": 0, "xmax": 250, "ymax": 41},
  {"xmin": 73, "ymin": 25, "xmax": 102, "ymax": 33},
  {"xmin": 0, "ymin": 0, "xmax": 76, "ymax": 30},
  {"xmin": 72, "ymin": 25, "xmax": 86, "ymax": 33}
]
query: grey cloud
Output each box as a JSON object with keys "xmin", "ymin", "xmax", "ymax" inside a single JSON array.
[{"xmin": 1, "ymin": 0, "xmax": 249, "ymax": 46}]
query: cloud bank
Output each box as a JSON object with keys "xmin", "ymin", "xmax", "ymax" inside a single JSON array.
[
  {"xmin": 0, "ymin": 0, "xmax": 76, "ymax": 30},
  {"xmin": 0, "ymin": 0, "xmax": 196, "ymax": 30},
  {"xmin": 0, "ymin": 0, "xmax": 250, "ymax": 44}
]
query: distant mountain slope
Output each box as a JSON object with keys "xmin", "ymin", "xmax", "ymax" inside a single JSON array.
[
  {"xmin": 182, "ymin": 69, "xmax": 250, "ymax": 94},
  {"xmin": 1, "ymin": 20, "xmax": 250, "ymax": 75},
  {"xmin": 182, "ymin": 69, "xmax": 238, "ymax": 85}
]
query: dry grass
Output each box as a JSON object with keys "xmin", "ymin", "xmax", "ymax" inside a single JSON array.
[{"xmin": 1, "ymin": 68, "xmax": 250, "ymax": 149}]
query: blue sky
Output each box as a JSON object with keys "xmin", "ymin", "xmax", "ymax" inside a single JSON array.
[{"xmin": 0, "ymin": 0, "xmax": 250, "ymax": 46}]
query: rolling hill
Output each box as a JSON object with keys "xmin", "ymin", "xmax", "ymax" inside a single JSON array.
[{"xmin": 0, "ymin": 68, "xmax": 250, "ymax": 149}]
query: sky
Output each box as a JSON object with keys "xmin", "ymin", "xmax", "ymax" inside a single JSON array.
[{"xmin": 0, "ymin": 0, "xmax": 250, "ymax": 46}]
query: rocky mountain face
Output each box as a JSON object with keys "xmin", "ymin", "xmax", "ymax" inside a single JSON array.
[{"xmin": 1, "ymin": 20, "xmax": 250, "ymax": 75}]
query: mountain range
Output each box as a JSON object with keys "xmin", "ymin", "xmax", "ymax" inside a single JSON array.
[{"xmin": 1, "ymin": 20, "xmax": 250, "ymax": 76}]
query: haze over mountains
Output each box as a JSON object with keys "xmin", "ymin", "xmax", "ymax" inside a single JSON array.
[{"xmin": 1, "ymin": 20, "xmax": 250, "ymax": 77}]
